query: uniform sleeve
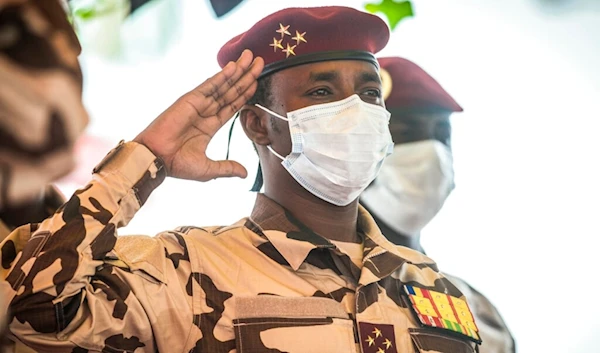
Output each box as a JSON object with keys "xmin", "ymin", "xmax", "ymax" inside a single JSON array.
[
  {"xmin": 1, "ymin": 141, "xmax": 168, "ymax": 351},
  {"xmin": 444, "ymin": 274, "xmax": 516, "ymax": 353},
  {"xmin": 468, "ymin": 286, "xmax": 516, "ymax": 353}
]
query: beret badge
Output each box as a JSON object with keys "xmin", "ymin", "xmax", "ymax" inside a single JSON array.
[{"xmin": 269, "ymin": 23, "xmax": 307, "ymax": 58}]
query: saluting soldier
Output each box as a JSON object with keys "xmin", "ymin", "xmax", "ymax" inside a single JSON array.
[{"xmin": 2, "ymin": 6, "xmax": 483, "ymax": 352}]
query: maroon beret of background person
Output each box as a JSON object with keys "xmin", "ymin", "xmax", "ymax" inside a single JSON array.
[{"xmin": 379, "ymin": 56, "xmax": 462, "ymax": 112}]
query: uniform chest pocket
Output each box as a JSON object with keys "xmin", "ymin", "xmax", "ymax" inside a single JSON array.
[
  {"xmin": 233, "ymin": 296, "xmax": 358, "ymax": 353},
  {"xmin": 409, "ymin": 328, "xmax": 478, "ymax": 353}
]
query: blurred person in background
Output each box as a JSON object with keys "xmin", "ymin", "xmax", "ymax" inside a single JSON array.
[
  {"xmin": 361, "ymin": 56, "xmax": 516, "ymax": 353},
  {"xmin": 0, "ymin": 0, "xmax": 87, "ymax": 215},
  {"xmin": 0, "ymin": 0, "xmax": 87, "ymax": 352},
  {"xmin": 0, "ymin": 6, "xmax": 484, "ymax": 352}
]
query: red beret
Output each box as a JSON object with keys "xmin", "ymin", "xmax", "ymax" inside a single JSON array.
[
  {"xmin": 218, "ymin": 6, "xmax": 390, "ymax": 78},
  {"xmin": 379, "ymin": 57, "xmax": 463, "ymax": 112}
]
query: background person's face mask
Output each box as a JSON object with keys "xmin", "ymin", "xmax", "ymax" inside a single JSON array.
[
  {"xmin": 361, "ymin": 140, "xmax": 455, "ymax": 236},
  {"xmin": 256, "ymin": 94, "xmax": 394, "ymax": 206}
]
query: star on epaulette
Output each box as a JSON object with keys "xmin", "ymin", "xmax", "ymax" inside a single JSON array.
[
  {"xmin": 276, "ymin": 23, "xmax": 291, "ymax": 38},
  {"xmin": 383, "ymin": 338, "xmax": 393, "ymax": 349},
  {"xmin": 359, "ymin": 322, "xmax": 397, "ymax": 353},
  {"xmin": 282, "ymin": 43, "xmax": 296, "ymax": 58},
  {"xmin": 292, "ymin": 30, "xmax": 307, "ymax": 45},
  {"xmin": 269, "ymin": 37, "xmax": 283, "ymax": 52}
]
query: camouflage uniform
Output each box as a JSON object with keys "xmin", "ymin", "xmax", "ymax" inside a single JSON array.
[
  {"xmin": 0, "ymin": 0, "xmax": 88, "ymax": 210},
  {"xmin": 444, "ymin": 275, "xmax": 515, "ymax": 353},
  {"xmin": 1, "ymin": 1, "xmax": 84, "ymax": 347},
  {"xmin": 0, "ymin": 185, "xmax": 64, "ymax": 353},
  {"xmin": 1, "ymin": 141, "xmax": 482, "ymax": 352}
]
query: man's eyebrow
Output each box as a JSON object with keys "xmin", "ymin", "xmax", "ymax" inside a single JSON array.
[
  {"xmin": 308, "ymin": 71, "xmax": 339, "ymax": 83},
  {"xmin": 357, "ymin": 71, "xmax": 382, "ymax": 85}
]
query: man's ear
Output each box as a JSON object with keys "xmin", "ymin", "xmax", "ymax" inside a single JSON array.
[{"xmin": 239, "ymin": 105, "xmax": 271, "ymax": 146}]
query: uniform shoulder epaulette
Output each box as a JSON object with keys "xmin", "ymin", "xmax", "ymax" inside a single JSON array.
[{"xmin": 404, "ymin": 284, "xmax": 481, "ymax": 343}]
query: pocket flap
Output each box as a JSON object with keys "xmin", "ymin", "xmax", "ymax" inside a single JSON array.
[
  {"xmin": 235, "ymin": 295, "xmax": 349, "ymax": 319},
  {"xmin": 410, "ymin": 328, "xmax": 477, "ymax": 353},
  {"xmin": 233, "ymin": 296, "xmax": 356, "ymax": 353}
]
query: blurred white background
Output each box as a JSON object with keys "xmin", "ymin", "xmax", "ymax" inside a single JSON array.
[{"xmin": 59, "ymin": 0, "xmax": 600, "ymax": 352}]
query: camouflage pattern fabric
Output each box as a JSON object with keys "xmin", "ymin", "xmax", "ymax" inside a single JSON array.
[
  {"xmin": 0, "ymin": 0, "xmax": 88, "ymax": 210},
  {"xmin": 0, "ymin": 185, "xmax": 65, "ymax": 353},
  {"xmin": 445, "ymin": 274, "xmax": 516, "ymax": 353},
  {"xmin": 1, "ymin": 141, "xmax": 480, "ymax": 352},
  {"xmin": 366, "ymin": 206, "xmax": 515, "ymax": 352}
]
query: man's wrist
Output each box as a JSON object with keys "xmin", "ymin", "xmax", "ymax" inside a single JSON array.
[{"xmin": 93, "ymin": 140, "xmax": 167, "ymax": 207}]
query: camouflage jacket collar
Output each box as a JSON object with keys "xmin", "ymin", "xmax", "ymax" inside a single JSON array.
[{"xmin": 248, "ymin": 194, "xmax": 410, "ymax": 284}]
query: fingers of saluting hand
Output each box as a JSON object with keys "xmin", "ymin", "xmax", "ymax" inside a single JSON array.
[
  {"xmin": 201, "ymin": 158, "xmax": 248, "ymax": 181},
  {"xmin": 215, "ymin": 56, "xmax": 264, "ymax": 123},
  {"xmin": 186, "ymin": 50, "xmax": 264, "ymax": 124}
]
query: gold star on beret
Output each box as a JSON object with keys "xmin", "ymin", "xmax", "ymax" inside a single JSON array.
[
  {"xmin": 269, "ymin": 37, "xmax": 284, "ymax": 52},
  {"xmin": 276, "ymin": 23, "xmax": 291, "ymax": 38},
  {"xmin": 292, "ymin": 30, "xmax": 307, "ymax": 45},
  {"xmin": 282, "ymin": 43, "xmax": 297, "ymax": 58}
]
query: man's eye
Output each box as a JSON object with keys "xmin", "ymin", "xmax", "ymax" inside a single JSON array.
[
  {"xmin": 363, "ymin": 89, "xmax": 381, "ymax": 97},
  {"xmin": 310, "ymin": 88, "xmax": 331, "ymax": 96}
]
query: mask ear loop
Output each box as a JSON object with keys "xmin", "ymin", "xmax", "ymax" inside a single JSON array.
[
  {"xmin": 255, "ymin": 104, "xmax": 289, "ymax": 121},
  {"xmin": 266, "ymin": 146, "xmax": 285, "ymax": 161},
  {"xmin": 255, "ymin": 104, "xmax": 289, "ymax": 161},
  {"xmin": 248, "ymin": 105, "xmax": 290, "ymax": 191}
]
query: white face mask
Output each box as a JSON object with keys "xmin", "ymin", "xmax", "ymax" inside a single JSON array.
[
  {"xmin": 256, "ymin": 94, "xmax": 394, "ymax": 206},
  {"xmin": 360, "ymin": 140, "xmax": 455, "ymax": 236}
]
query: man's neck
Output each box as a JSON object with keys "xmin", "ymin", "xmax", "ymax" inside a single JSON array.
[
  {"xmin": 384, "ymin": 229, "xmax": 424, "ymax": 253},
  {"xmin": 264, "ymin": 183, "xmax": 361, "ymax": 243},
  {"xmin": 364, "ymin": 204, "xmax": 425, "ymax": 253}
]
